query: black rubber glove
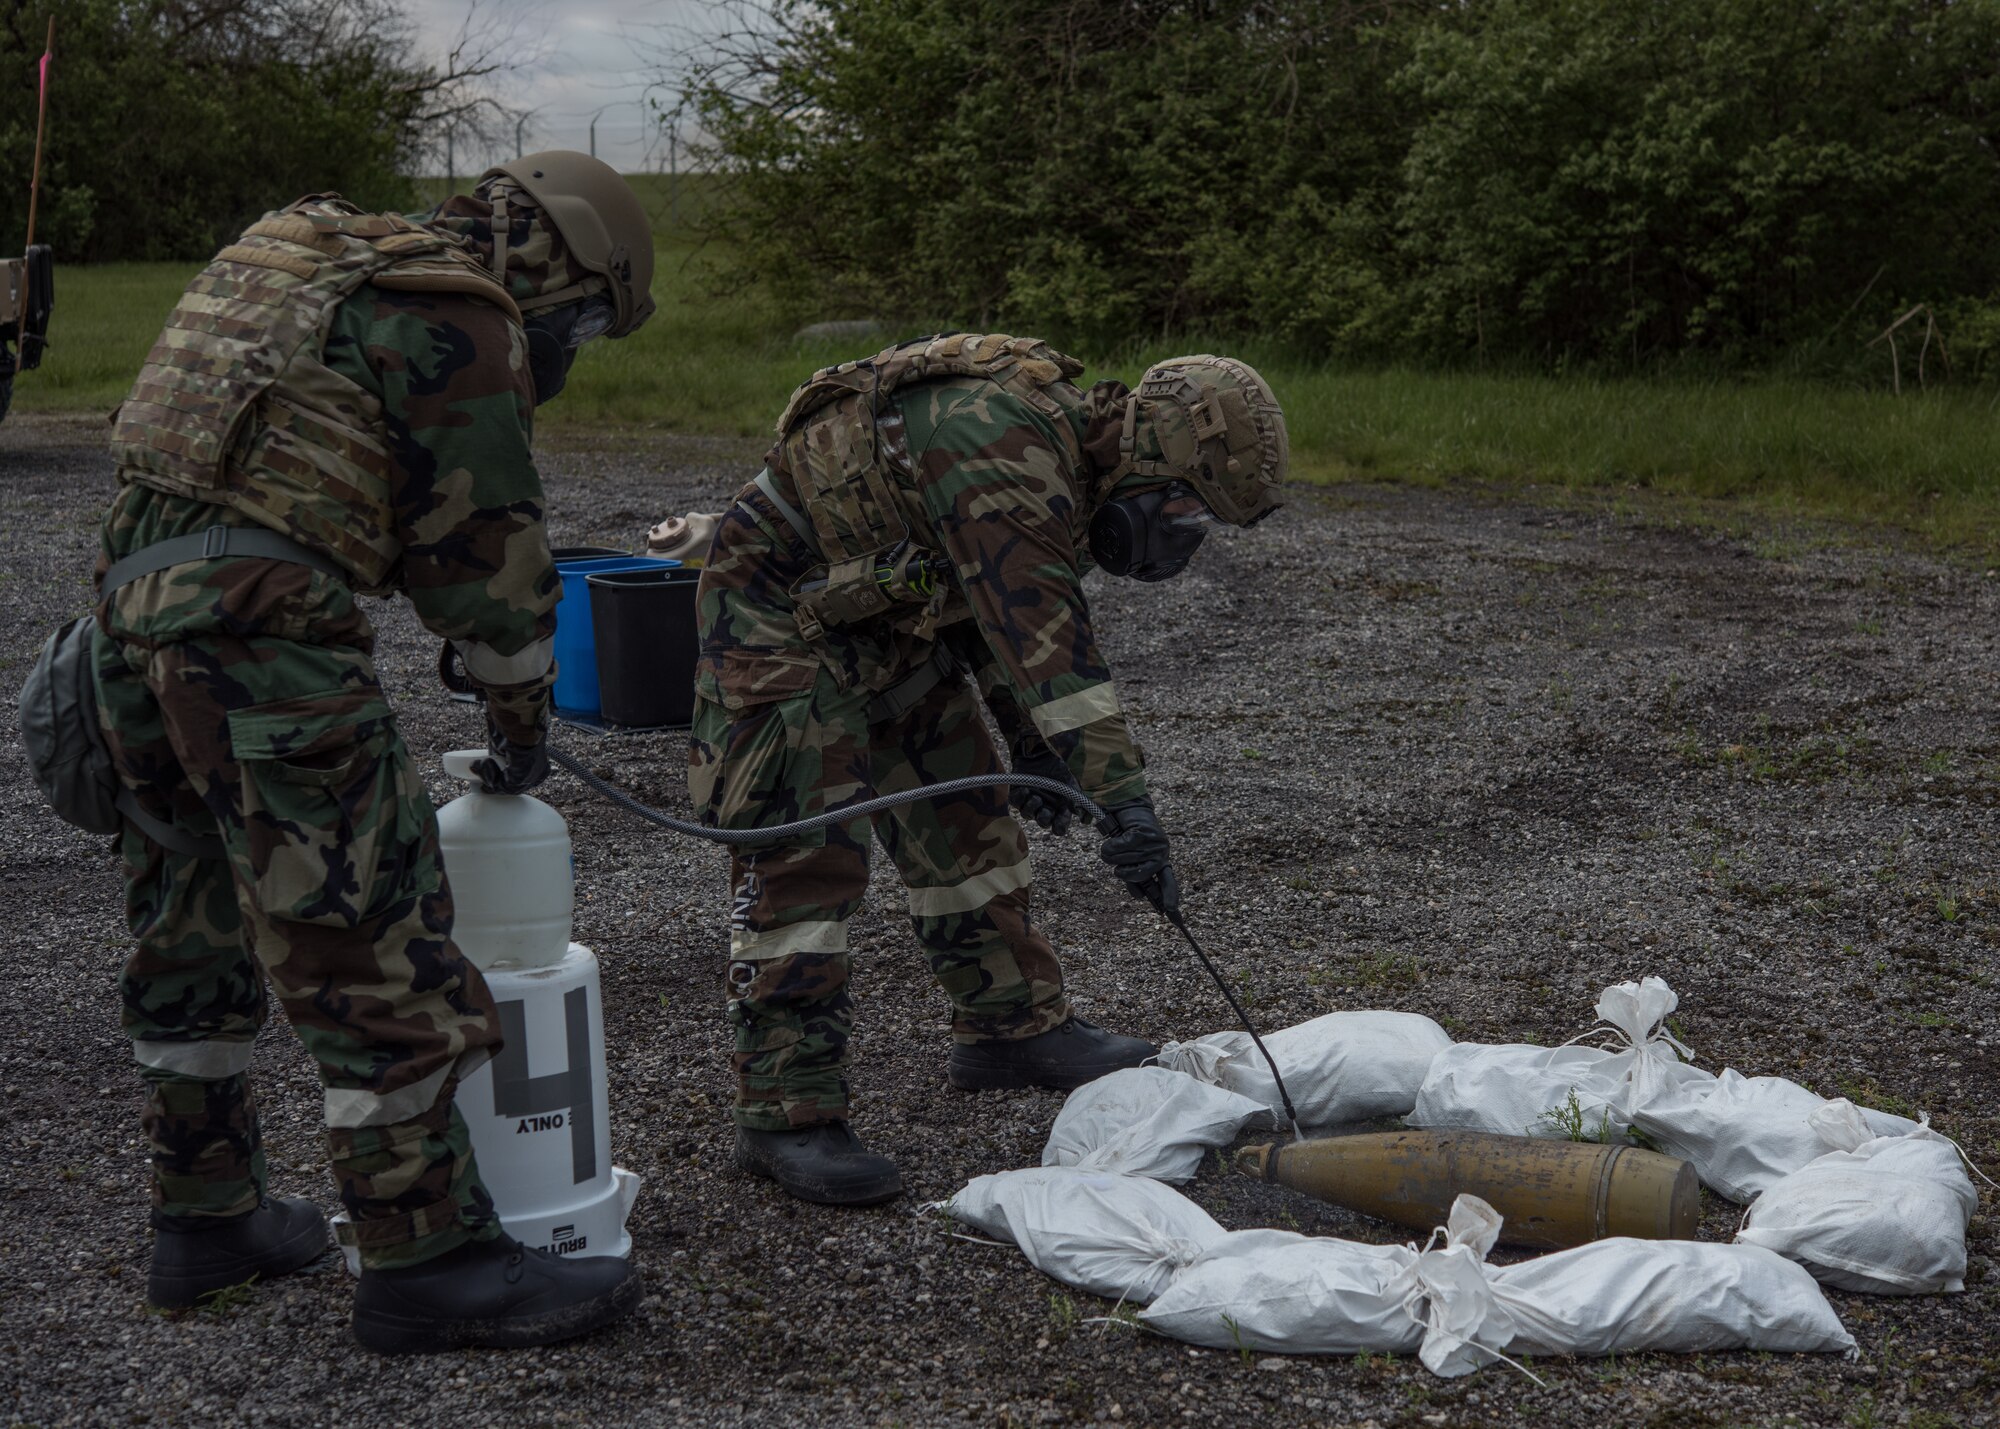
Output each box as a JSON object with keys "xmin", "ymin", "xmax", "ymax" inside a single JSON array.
[
  {"xmin": 1097, "ymin": 800, "xmax": 1181, "ymax": 916},
  {"xmin": 471, "ymin": 721, "xmax": 550, "ymax": 796},
  {"xmin": 1008, "ymin": 730, "xmax": 1079, "ymax": 836}
]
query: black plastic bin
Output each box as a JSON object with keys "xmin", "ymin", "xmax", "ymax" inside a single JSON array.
[
  {"xmin": 587, "ymin": 566, "xmax": 703, "ymax": 729},
  {"xmin": 550, "ymin": 544, "xmax": 629, "ymax": 561}
]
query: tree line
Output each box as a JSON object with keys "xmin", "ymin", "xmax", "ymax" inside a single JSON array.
[
  {"xmin": 0, "ymin": 0, "xmax": 511, "ymax": 263},
  {"xmin": 686, "ymin": 0, "xmax": 2000, "ymax": 377}
]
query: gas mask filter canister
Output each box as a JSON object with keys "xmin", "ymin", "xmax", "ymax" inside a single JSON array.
[
  {"xmin": 523, "ymin": 296, "xmax": 616, "ymax": 406},
  {"xmin": 1088, "ymin": 483, "xmax": 1216, "ymax": 582}
]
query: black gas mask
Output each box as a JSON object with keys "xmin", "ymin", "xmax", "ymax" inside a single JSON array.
[
  {"xmin": 523, "ymin": 296, "xmax": 616, "ymax": 406},
  {"xmin": 1088, "ymin": 483, "xmax": 1218, "ymax": 582}
]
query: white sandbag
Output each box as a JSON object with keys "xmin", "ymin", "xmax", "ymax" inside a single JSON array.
[
  {"xmin": 1409, "ymin": 1042, "xmax": 1639, "ymax": 1140},
  {"xmin": 1140, "ymin": 1229, "xmax": 1423, "ymax": 1355},
  {"xmin": 1736, "ymin": 1101, "xmax": 1980, "ymax": 1294},
  {"xmin": 944, "ymin": 1167, "xmax": 1226, "ymax": 1305},
  {"xmin": 1155, "ymin": 1010, "xmax": 1452, "ymax": 1126},
  {"xmin": 1407, "ymin": 977, "xmax": 1708, "ymax": 1142},
  {"xmin": 1041, "ymin": 1066, "xmax": 1269, "ymax": 1183},
  {"xmin": 1630, "ymin": 1073, "xmax": 1921, "ymax": 1204},
  {"xmin": 1396, "ymin": 1196, "xmax": 1519, "ymax": 1378},
  {"xmin": 1489, "ymin": 1238, "xmax": 1856, "ymax": 1358}
]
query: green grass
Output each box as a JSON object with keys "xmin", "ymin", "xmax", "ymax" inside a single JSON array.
[{"xmin": 15, "ymin": 173, "xmax": 2000, "ymax": 549}]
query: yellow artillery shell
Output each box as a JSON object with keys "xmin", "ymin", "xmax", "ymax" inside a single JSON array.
[{"xmin": 1237, "ymin": 1129, "xmax": 1700, "ymax": 1250}]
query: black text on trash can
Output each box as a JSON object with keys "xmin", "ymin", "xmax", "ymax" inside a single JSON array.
[{"xmin": 493, "ymin": 990, "xmax": 597, "ymax": 1185}]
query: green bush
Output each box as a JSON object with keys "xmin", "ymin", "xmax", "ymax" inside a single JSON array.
[{"xmin": 688, "ymin": 0, "xmax": 2000, "ymax": 373}]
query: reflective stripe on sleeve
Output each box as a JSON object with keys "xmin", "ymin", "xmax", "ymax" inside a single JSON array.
[
  {"xmin": 1028, "ymin": 682, "xmax": 1123, "ymax": 737},
  {"xmin": 131, "ymin": 1038, "xmax": 254, "ymax": 1080},
  {"xmin": 906, "ymin": 859, "xmax": 1032, "ymax": 918},
  {"xmin": 730, "ymin": 919, "xmax": 849, "ymax": 961},
  {"xmin": 454, "ymin": 635, "xmax": 555, "ymax": 686}
]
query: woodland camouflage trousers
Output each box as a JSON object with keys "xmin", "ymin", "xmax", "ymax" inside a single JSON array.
[
  {"xmin": 689, "ymin": 492, "xmax": 1071, "ymax": 1131},
  {"xmin": 95, "ymin": 621, "xmax": 504, "ymax": 1270}
]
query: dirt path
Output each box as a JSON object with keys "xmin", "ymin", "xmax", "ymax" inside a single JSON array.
[{"xmin": 2, "ymin": 415, "xmax": 1993, "ymax": 1427}]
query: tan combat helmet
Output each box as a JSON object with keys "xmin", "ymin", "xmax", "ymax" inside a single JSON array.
[
  {"xmin": 481, "ymin": 150, "xmax": 657, "ymax": 337},
  {"xmin": 1118, "ymin": 355, "xmax": 1288, "ymax": 527}
]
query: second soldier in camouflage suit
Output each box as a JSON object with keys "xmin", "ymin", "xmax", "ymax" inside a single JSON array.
[
  {"xmin": 691, "ymin": 333, "xmax": 1289, "ymax": 1204},
  {"xmin": 93, "ymin": 152, "xmax": 655, "ymax": 1350}
]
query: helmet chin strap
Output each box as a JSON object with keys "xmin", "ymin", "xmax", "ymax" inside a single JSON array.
[
  {"xmin": 1116, "ymin": 390, "xmax": 1140, "ymax": 476},
  {"xmin": 489, "ymin": 188, "xmax": 509, "ymax": 294}
]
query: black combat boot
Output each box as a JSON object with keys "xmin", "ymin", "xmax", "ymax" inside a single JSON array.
[
  {"xmin": 147, "ymin": 1196, "xmax": 330, "ymax": 1309},
  {"xmin": 734, "ymin": 1122, "xmax": 904, "ymax": 1206},
  {"xmin": 352, "ymin": 1231, "xmax": 640, "ymax": 1354},
  {"xmin": 947, "ymin": 1016, "xmax": 1157, "ymax": 1092}
]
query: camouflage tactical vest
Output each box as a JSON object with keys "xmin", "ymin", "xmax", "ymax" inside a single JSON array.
[
  {"xmin": 109, "ymin": 198, "xmax": 521, "ymax": 593},
  {"xmin": 768, "ymin": 332, "xmax": 1086, "ymax": 636}
]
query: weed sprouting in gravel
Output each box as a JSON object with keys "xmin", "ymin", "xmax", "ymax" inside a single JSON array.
[
  {"xmin": 195, "ymin": 1277, "xmax": 260, "ymax": 1315},
  {"xmin": 1352, "ymin": 950, "xmax": 1422, "ymax": 990},
  {"xmin": 1221, "ymin": 1313, "xmax": 1253, "ymax": 1367},
  {"xmin": 1831, "ymin": 1076, "xmax": 1922, "ymax": 1121},
  {"xmin": 1048, "ymin": 1292, "xmax": 1080, "ymax": 1342},
  {"xmin": 1099, "ymin": 1303, "xmax": 1143, "ymax": 1334},
  {"xmin": 1536, "ymin": 1089, "xmax": 1619, "ymax": 1144}
]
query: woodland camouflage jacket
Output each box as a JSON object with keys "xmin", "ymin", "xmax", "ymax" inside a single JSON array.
[
  {"xmin": 101, "ymin": 198, "xmax": 560, "ymax": 742},
  {"xmin": 768, "ymin": 351, "xmax": 1148, "ymax": 808}
]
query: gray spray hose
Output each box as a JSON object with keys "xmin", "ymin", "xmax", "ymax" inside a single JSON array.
[
  {"xmin": 548, "ymin": 746, "xmax": 1101, "ymax": 845},
  {"xmin": 544, "ymin": 744, "xmax": 1304, "ymax": 1136}
]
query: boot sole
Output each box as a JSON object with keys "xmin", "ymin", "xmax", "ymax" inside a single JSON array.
[
  {"xmin": 352, "ymin": 1265, "xmax": 641, "ymax": 1355},
  {"xmin": 147, "ymin": 1216, "xmax": 330, "ymax": 1310},
  {"xmin": 733, "ymin": 1145, "xmax": 904, "ymax": 1207}
]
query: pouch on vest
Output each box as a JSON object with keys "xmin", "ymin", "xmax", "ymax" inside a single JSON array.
[
  {"xmin": 782, "ymin": 396, "xmax": 915, "ymax": 634},
  {"xmin": 769, "ymin": 333, "xmax": 1087, "ymax": 640}
]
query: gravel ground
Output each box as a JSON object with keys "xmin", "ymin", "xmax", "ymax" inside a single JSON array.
[{"xmin": 1, "ymin": 413, "xmax": 1994, "ymax": 1429}]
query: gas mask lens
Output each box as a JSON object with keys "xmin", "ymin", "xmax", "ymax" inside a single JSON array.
[
  {"xmin": 1161, "ymin": 491, "xmax": 1224, "ymax": 532},
  {"xmin": 1089, "ymin": 483, "xmax": 1215, "ymax": 582},
  {"xmin": 564, "ymin": 297, "xmax": 617, "ymax": 348}
]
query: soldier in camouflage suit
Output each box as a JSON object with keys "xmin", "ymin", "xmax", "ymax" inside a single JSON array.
[
  {"xmin": 94, "ymin": 152, "xmax": 654, "ymax": 1351},
  {"xmin": 690, "ymin": 334, "xmax": 1288, "ymax": 1204}
]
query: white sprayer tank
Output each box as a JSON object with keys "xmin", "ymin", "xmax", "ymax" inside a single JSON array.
[{"xmin": 335, "ymin": 751, "xmax": 638, "ymax": 1273}]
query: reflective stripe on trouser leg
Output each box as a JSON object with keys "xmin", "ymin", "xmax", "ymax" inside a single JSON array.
[
  {"xmin": 687, "ymin": 655, "xmax": 876, "ymax": 1129},
  {"xmin": 326, "ymin": 1088, "xmax": 496, "ymax": 1271},
  {"xmin": 720, "ymin": 834, "xmax": 870, "ymax": 1131},
  {"xmin": 262, "ymin": 878, "xmax": 503, "ymax": 1270},
  {"xmin": 872, "ymin": 675, "xmax": 1070, "ymax": 1043}
]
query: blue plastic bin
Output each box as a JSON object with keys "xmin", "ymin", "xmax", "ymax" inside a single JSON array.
[{"xmin": 553, "ymin": 555, "xmax": 678, "ymax": 714}]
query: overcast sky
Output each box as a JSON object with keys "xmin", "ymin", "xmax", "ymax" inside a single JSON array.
[{"xmin": 402, "ymin": 1, "xmax": 729, "ymax": 172}]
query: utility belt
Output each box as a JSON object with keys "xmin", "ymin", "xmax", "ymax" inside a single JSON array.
[
  {"xmin": 748, "ymin": 469, "xmax": 962, "ymax": 725},
  {"xmin": 98, "ymin": 523, "xmax": 348, "ymax": 599},
  {"xmin": 20, "ymin": 525, "xmax": 348, "ymax": 859}
]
